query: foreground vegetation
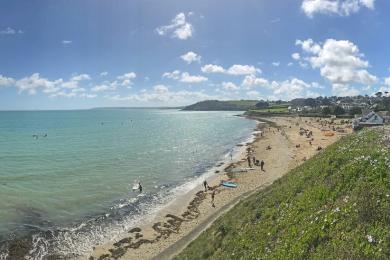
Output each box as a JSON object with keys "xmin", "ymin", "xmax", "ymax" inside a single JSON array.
[{"xmin": 177, "ymin": 128, "xmax": 390, "ymax": 259}]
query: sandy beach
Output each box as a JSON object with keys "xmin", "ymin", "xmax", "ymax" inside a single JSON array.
[{"xmin": 89, "ymin": 116, "xmax": 352, "ymax": 260}]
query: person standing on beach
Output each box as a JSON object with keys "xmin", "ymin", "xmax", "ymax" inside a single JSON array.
[
  {"xmin": 260, "ymin": 160, "xmax": 265, "ymax": 171},
  {"xmin": 252, "ymin": 156, "xmax": 256, "ymax": 165},
  {"xmin": 211, "ymin": 190, "xmax": 216, "ymax": 207},
  {"xmin": 247, "ymin": 156, "xmax": 252, "ymax": 168},
  {"xmin": 203, "ymin": 180, "xmax": 208, "ymax": 191},
  {"xmin": 138, "ymin": 182, "xmax": 143, "ymax": 193}
]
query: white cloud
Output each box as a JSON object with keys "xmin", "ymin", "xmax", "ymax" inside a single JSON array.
[
  {"xmin": 153, "ymin": 84, "xmax": 169, "ymax": 94},
  {"xmin": 163, "ymin": 70, "xmax": 208, "ymax": 84},
  {"xmin": 117, "ymin": 72, "xmax": 137, "ymax": 87},
  {"xmin": 246, "ymin": 90, "xmax": 263, "ymax": 99},
  {"xmin": 79, "ymin": 93, "xmax": 97, "ymax": 99},
  {"xmin": 301, "ymin": 0, "xmax": 375, "ymax": 18},
  {"xmin": 181, "ymin": 51, "xmax": 201, "ymax": 64},
  {"xmin": 241, "ymin": 75, "xmax": 269, "ymax": 89},
  {"xmin": 227, "ymin": 64, "xmax": 259, "ymax": 75},
  {"xmin": 242, "ymin": 74, "xmax": 323, "ymax": 100},
  {"xmin": 297, "ymin": 38, "xmax": 377, "ymax": 96},
  {"xmin": 222, "ymin": 82, "xmax": 239, "ymax": 91},
  {"xmin": 71, "ymin": 88, "xmax": 86, "ymax": 93},
  {"xmin": 201, "ymin": 64, "xmax": 225, "ymax": 73},
  {"xmin": 100, "ymin": 71, "xmax": 108, "ymax": 77},
  {"xmin": 287, "ymin": 62, "xmax": 294, "ymax": 66},
  {"xmin": 109, "ymin": 85, "xmax": 213, "ymax": 105},
  {"xmin": 0, "ymin": 75, "xmax": 15, "ymax": 87},
  {"xmin": 91, "ymin": 83, "xmax": 116, "ymax": 92},
  {"xmin": 91, "ymin": 72, "xmax": 136, "ymax": 92},
  {"xmin": 180, "ymin": 72, "xmax": 208, "ymax": 83},
  {"xmin": 71, "ymin": 74, "xmax": 91, "ymax": 81},
  {"xmin": 385, "ymin": 77, "xmax": 390, "ymax": 86},
  {"xmin": 0, "ymin": 27, "xmax": 23, "ymax": 35},
  {"xmin": 272, "ymin": 62, "xmax": 280, "ymax": 67},
  {"xmin": 271, "ymin": 78, "xmax": 321, "ymax": 99},
  {"xmin": 61, "ymin": 74, "xmax": 91, "ymax": 89},
  {"xmin": 296, "ymin": 39, "xmax": 321, "ymax": 54},
  {"xmin": 1, "ymin": 72, "xmax": 98, "ymax": 98},
  {"xmin": 292, "ymin": 53, "xmax": 301, "ymax": 60},
  {"xmin": 162, "ymin": 70, "xmax": 181, "ymax": 80},
  {"xmin": 15, "ymin": 73, "xmax": 63, "ymax": 95},
  {"xmin": 62, "ymin": 40, "xmax": 72, "ymax": 45},
  {"xmin": 61, "ymin": 81, "xmax": 79, "ymax": 89},
  {"xmin": 156, "ymin": 12, "xmax": 193, "ymax": 40},
  {"xmin": 201, "ymin": 64, "xmax": 260, "ymax": 75},
  {"xmin": 50, "ymin": 91, "xmax": 76, "ymax": 98}
]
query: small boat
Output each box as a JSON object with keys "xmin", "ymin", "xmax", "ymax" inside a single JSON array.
[{"xmin": 221, "ymin": 181, "xmax": 238, "ymax": 188}]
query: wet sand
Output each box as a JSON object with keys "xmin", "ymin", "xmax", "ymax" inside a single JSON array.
[{"xmin": 89, "ymin": 116, "xmax": 352, "ymax": 260}]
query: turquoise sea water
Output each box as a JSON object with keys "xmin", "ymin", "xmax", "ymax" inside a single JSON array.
[{"xmin": 0, "ymin": 109, "xmax": 256, "ymax": 258}]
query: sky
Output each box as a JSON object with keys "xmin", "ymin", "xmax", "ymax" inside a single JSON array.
[{"xmin": 1, "ymin": 0, "xmax": 390, "ymax": 110}]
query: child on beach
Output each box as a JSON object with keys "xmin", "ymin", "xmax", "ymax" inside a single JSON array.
[{"xmin": 260, "ymin": 160, "xmax": 265, "ymax": 171}]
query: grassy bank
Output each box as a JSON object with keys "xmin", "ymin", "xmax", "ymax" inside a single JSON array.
[{"xmin": 177, "ymin": 128, "xmax": 390, "ymax": 259}]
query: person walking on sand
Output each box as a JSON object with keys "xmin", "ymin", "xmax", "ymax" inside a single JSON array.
[
  {"xmin": 260, "ymin": 160, "xmax": 265, "ymax": 171},
  {"xmin": 211, "ymin": 190, "xmax": 216, "ymax": 207},
  {"xmin": 247, "ymin": 156, "xmax": 252, "ymax": 168},
  {"xmin": 203, "ymin": 180, "xmax": 208, "ymax": 191}
]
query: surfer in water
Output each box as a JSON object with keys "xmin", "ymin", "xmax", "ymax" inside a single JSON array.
[{"xmin": 138, "ymin": 182, "xmax": 142, "ymax": 193}]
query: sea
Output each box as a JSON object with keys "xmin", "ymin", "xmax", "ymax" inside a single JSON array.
[{"xmin": 0, "ymin": 108, "xmax": 257, "ymax": 259}]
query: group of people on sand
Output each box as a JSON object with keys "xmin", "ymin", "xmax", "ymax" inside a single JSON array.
[{"xmin": 247, "ymin": 155, "xmax": 265, "ymax": 171}]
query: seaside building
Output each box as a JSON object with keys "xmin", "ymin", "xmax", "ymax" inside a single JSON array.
[{"xmin": 352, "ymin": 111, "xmax": 385, "ymax": 130}]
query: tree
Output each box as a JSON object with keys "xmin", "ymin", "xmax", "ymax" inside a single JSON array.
[
  {"xmin": 321, "ymin": 97, "xmax": 331, "ymax": 106},
  {"xmin": 333, "ymin": 106, "xmax": 345, "ymax": 115},
  {"xmin": 304, "ymin": 98, "xmax": 317, "ymax": 107},
  {"xmin": 255, "ymin": 101, "xmax": 269, "ymax": 109},
  {"xmin": 375, "ymin": 92, "xmax": 383, "ymax": 98},
  {"xmin": 349, "ymin": 106, "xmax": 362, "ymax": 116},
  {"xmin": 322, "ymin": 107, "xmax": 331, "ymax": 115}
]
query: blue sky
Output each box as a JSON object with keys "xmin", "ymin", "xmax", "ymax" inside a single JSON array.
[{"xmin": 1, "ymin": 0, "xmax": 390, "ymax": 110}]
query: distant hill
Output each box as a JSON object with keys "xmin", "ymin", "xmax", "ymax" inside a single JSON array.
[
  {"xmin": 182, "ymin": 100, "xmax": 258, "ymax": 111},
  {"xmin": 178, "ymin": 128, "xmax": 390, "ymax": 259}
]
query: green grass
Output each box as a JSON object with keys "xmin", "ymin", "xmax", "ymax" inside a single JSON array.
[{"xmin": 177, "ymin": 128, "xmax": 390, "ymax": 259}]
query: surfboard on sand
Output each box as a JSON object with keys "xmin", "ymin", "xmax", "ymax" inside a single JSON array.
[{"xmin": 221, "ymin": 181, "xmax": 238, "ymax": 188}]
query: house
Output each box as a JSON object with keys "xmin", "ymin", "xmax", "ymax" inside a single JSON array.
[{"xmin": 352, "ymin": 111, "xmax": 385, "ymax": 130}]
